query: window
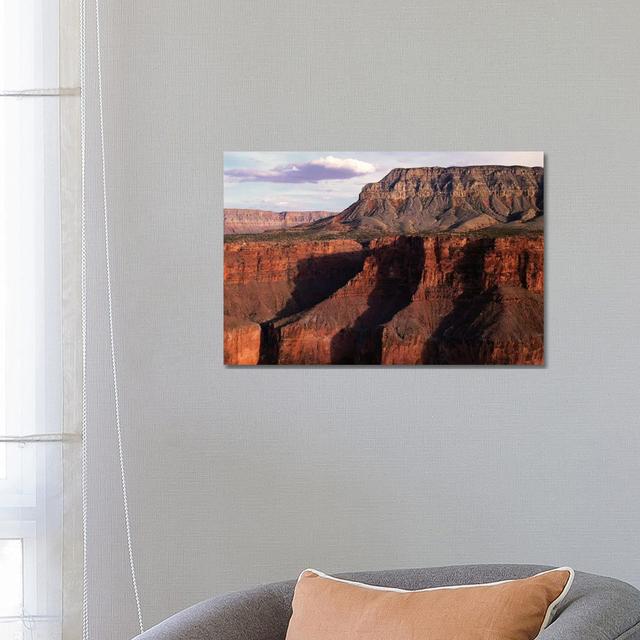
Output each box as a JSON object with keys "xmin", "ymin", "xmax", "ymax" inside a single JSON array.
[{"xmin": 1, "ymin": 2, "xmax": 79, "ymax": 638}]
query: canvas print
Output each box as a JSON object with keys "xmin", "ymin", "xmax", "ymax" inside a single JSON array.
[{"xmin": 224, "ymin": 152, "xmax": 544, "ymax": 365}]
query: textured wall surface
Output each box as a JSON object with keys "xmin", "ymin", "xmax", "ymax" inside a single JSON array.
[{"xmin": 83, "ymin": 2, "xmax": 640, "ymax": 638}]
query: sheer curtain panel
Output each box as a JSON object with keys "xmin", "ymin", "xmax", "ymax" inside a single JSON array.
[{"xmin": 0, "ymin": 1, "xmax": 82, "ymax": 638}]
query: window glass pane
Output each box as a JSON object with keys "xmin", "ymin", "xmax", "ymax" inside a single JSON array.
[
  {"xmin": 0, "ymin": 443, "xmax": 62, "ymax": 639},
  {"xmin": 0, "ymin": 1, "xmax": 59, "ymax": 92},
  {"xmin": 0, "ymin": 538, "xmax": 23, "ymax": 617},
  {"xmin": 0, "ymin": 621, "xmax": 23, "ymax": 640},
  {"xmin": 0, "ymin": 90, "xmax": 62, "ymax": 439},
  {"xmin": 0, "ymin": 445, "xmax": 6, "ymax": 481}
]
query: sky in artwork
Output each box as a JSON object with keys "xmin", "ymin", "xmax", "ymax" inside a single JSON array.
[{"xmin": 224, "ymin": 152, "xmax": 543, "ymax": 212}]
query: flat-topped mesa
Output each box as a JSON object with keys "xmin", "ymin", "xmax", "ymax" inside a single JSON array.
[
  {"xmin": 323, "ymin": 165, "xmax": 543, "ymax": 234},
  {"xmin": 224, "ymin": 208, "xmax": 334, "ymax": 234}
]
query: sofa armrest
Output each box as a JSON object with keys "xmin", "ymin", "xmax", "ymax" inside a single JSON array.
[
  {"xmin": 134, "ymin": 581, "xmax": 294, "ymax": 640},
  {"xmin": 539, "ymin": 574, "xmax": 640, "ymax": 640}
]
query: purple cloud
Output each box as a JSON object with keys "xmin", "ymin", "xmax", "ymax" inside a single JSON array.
[{"xmin": 224, "ymin": 155, "xmax": 375, "ymax": 183}]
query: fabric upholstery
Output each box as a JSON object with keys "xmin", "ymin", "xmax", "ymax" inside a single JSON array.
[{"xmin": 134, "ymin": 565, "xmax": 640, "ymax": 640}]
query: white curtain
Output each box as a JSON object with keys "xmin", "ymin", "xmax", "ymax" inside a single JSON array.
[{"xmin": 0, "ymin": 1, "xmax": 81, "ymax": 638}]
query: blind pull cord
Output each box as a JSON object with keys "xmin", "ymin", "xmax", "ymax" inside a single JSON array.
[
  {"xmin": 95, "ymin": 0, "xmax": 144, "ymax": 633},
  {"xmin": 80, "ymin": 0, "xmax": 146, "ymax": 636},
  {"xmin": 80, "ymin": 0, "xmax": 89, "ymax": 637}
]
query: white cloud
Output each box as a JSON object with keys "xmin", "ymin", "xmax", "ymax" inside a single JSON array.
[{"xmin": 309, "ymin": 156, "xmax": 376, "ymax": 175}]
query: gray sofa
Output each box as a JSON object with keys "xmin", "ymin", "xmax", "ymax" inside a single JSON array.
[{"xmin": 135, "ymin": 564, "xmax": 640, "ymax": 640}]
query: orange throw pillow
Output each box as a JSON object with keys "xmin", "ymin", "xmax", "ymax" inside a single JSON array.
[{"xmin": 285, "ymin": 567, "xmax": 574, "ymax": 640}]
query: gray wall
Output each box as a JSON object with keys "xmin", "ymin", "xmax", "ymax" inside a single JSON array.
[{"xmin": 84, "ymin": 2, "xmax": 640, "ymax": 638}]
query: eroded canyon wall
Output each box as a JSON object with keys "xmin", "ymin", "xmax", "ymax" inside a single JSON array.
[
  {"xmin": 223, "ymin": 239, "xmax": 365, "ymax": 364},
  {"xmin": 224, "ymin": 234, "xmax": 543, "ymax": 365}
]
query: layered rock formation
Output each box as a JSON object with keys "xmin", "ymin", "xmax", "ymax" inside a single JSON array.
[
  {"xmin": 223, "ymin": 316, "xmax": 262, "ymax": 366},
  {"xmin": 380, "ymin": 235, "xmax": 544, "ymax": 365},
  {"xmin": 224, "ymin": 233, "xmax": 543, "ymax": 365},
  {"xmin": 224, "ymin": 208, "xmax": 334, "ymax": 234},
  {"xmin": 316, "ymin": 165, "xmax": 543, "ymax": 234},
  {"xmin": 224, "ymin": 239, "xmax": 364, "ymax": 364}
]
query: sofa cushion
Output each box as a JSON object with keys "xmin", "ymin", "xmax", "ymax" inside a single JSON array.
[{"xmin": 285, "ymin": 567, "xmax": 574, "ymax": 640}]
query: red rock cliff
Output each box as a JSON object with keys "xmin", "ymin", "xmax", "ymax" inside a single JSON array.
[
  {"xmin": 224, "ymin": 233, "xmax": 543, "ymax": 365},
  {"xmin": 224, "ymin": 238, "xmax": 364, "ymax": 364},
  {"xmin": 381, "ymin": 235, "xmax": 544, "ymax": 365}
]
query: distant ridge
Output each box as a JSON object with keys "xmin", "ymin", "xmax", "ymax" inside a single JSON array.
[{"xmin": 224, "ymin": 208, "xmax": 334, "ymax": 234}]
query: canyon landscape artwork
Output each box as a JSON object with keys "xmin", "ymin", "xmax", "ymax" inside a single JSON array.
[{"xmin": 224, "ymin": 152, "xmax": 544, "ymax": 365}]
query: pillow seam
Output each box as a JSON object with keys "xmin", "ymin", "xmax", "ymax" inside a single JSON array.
[{"xmin": 301, "ymin": 567, "xmax": 572, "ymax": 595}]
